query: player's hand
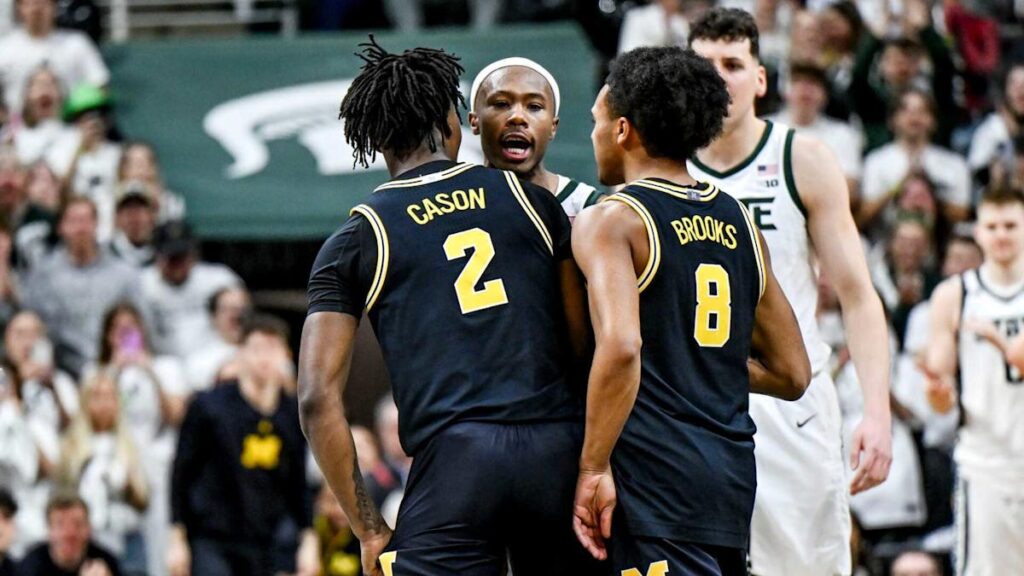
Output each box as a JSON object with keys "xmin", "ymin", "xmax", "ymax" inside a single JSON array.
[
  {"xmin": 360, "ymin": 528, "xmax": 393, "ymax": 576},
  {"xmin": 573, "ymin": 466, "xmax": 616, "ymax": 561},
  {"xmin": 848, "ymin": 412, "xmax": 892, "ymax": 495}
]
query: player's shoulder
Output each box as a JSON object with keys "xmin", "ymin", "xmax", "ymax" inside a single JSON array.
[
  {"xmin": 574, "ymin": 191, "xmax": 644, "ymax": 234},
  {"xmin": 933, "ymin": 272, "xmax": 967, "ymax": 303}
]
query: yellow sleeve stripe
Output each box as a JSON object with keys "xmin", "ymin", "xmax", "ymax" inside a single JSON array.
[
  {"xmin": 733, "ymin": 198, "xmax": 766, "ymax": 300},
  {"xmin": 605, "ymin": 193, "xmax": 661, "ymax": 293},
  {"xmin": 375, "ymin": 163, "xmax": 475, "ymax": 191},
  {"xmin": 504, "ymin": 171, "xmax": 554, "ymax": 255},
  {"xmin": 349, "ymin": 204, "xmax": 390, "ymax": 311}
]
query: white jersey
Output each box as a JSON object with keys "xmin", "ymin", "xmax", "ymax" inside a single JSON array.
[
  {"xmin": 553, "ymin": 174, "xmax": 601, "ymax": 221},
  {"xmin": 690, "ymin": 121, "xmax": 851, "ymax": 576},
  {"xmin": 688, "ymin": 120, "xmax": 830, "ymax": 374},
  {"xmin": 955, "ymin": 267, "xmax": 1024, "ymax": 484}
]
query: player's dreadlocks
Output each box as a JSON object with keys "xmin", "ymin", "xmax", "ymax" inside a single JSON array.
[{"xmin": 339, "ymin": 35, "xmax": 465, "ymax": 168}]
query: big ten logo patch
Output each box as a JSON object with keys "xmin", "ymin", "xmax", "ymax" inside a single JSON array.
[{"xmin": 241, "ymin": 420, "xmax": 282, "ymax": 469}]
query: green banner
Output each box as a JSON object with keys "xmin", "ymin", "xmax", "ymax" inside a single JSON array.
[{"xmin": 103, "ymin": 24, "xmax": 600, "ymax": 240}]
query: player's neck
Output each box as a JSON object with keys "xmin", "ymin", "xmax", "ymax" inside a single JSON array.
[
  {"xmin": 981, "ymin": 258, "xmax": 1024, "ymax": 288},
  {"xmin": 623, "ymin": 155, "xmax": 697, "ymax": 188},
  {"xmin": 698, "ymin": 115, "xmax": 767, "ymax": 171},
  {"xmin": 385, "ymin": 148, "xmax": 454, "ymax": 179},
  {"xmin": 524, "ymin": 165, "xmax": 559, "ymax": 193}
]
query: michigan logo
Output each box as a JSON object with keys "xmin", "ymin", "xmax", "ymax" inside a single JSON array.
[{"xmin": 204, "ymin": 79, "xmax": 484, "ymax": 179}]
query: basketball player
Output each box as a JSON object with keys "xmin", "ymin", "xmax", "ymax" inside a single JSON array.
[
  {"xmin": 925, "ymin": 187, "xmax": 1024, "ymax": 576},
  {"xmin": 572, "ymin": 46, "xmax": 811, "ymax": 575},
  {"xmin": 469, "ymin": 58, "xmax": 602, "ymax": 219},
  {"xmin": 298, "ymin": 38, "xmax": 598, "ymax": 576},
  {"xmin": 686, "ymin": 9, "xmax": 893, "ymax": 576}
]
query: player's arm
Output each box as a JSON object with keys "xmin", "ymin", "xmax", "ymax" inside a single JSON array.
[
  {"xmin": 297, "ymin": 218, "xmax": 390, "ymax": 576},
  {"xmin": 749, "ymin": 232, "xmax": 811, "ymax": 400},
  {"xmin": 570, "ymin": 201, "xmax": 645, "ymax": 560},
  {"xmin": 298, "ymin": 312, "xmax": 390, "ymax": 570},
  {"xmin": 796, "ymin": 134, "xmax": 893, "ymax": 494},
  {"xmin": 924, "ymin": 277, "xmax": 961, "ymax": 413},
  {"xmin": 560, "ymin": 258, "xmax": 592, "ymax": 375}
]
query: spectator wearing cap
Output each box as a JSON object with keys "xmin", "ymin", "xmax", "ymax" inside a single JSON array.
[
  {"xmin": 16, "ymin": 491, "xmax": 122, "ymax": 576},
  {"xmin": 0, "ymin": 490, "xmax": 15, "ymax": 576},
  {"xmin": 22, "ymin": 197, "xmax": 142, "ymax": 377},
  {"xmin": 859, "ymin": 89, "xmax": 971, "ymax": 243},
  {"xmin": 169, "ymin": 315, "xmax": 316, "ymax": 576},
  {"xmin": 108, "ymin": 183, "xmax": 157, "ymax": 268},
  {"xmin": 117, "ymin": 142, "xmax": 186, "ymax": 226},
  {"xmin": 848, "ymin": 0, "xmax": 956, "ymax": 152},
  {"xmin": 139, "ymin": 222, "xmax": 243, "ymax": 360},
  {"xmin": 0, "ymin": 0, "xmax": 108, "ymax": 115},
  {"xmin": 768, "ymin": 61, "xmax": 864, "ymax": 197},
  {"xmin": 47, "ymin": 85, "xmax": 121, "ymax": 243},
  {"xmin": 185, "ymin": 286, "xmax": 250, "ymax": 391}
]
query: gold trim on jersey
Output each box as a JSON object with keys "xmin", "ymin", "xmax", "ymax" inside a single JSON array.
[
  {"xmin": 632, "ymin": 178, "xmax": 720, "ymax": 202},
  {"xmin": 350, "ymin": 204, "xmax": 390, "ymax": 311},
  {"xmin": 374, "ymin": 162, "xmax": 476, "ymax": 191},
  {"xmin": 731, "ymin": 196, "xmax": 767, "ymax": 300},
  {"xmin": 606, "ymin": 193, "xmax": 661, "ymax": 293},
  {"xmin": 504, "ymin": 170, "xmax": 554, "ymax": 255}
]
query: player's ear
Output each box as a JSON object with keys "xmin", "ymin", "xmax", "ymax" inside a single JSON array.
[
  {"xmin": 756, "ymin": 64, "xmax": 768, "ymax": 98},
  {"xmin": 615, "ymin": 117, "xmax": 629, "ymax": 146},
  {"xmin": 468, "ymin": 111, "xmax": 480, "ymax": 135},
  {"xmin": 550, "ymin": 116, "xmax": 559, "ymax": 140}
]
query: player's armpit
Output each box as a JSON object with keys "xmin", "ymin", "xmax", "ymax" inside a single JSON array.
[
  {"xmin": 298, "ymin": 312, "xmax": 391, "ymax": 544},
  {"xmin": 749, "ymin": 233, "xmax": 810, "ymax": 401}
]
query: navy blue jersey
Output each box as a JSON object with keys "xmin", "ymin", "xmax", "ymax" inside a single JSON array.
[
  {"xmin": 308, "ymin": 161, "xmax": 580, "ymax": 456},
  {"xmin": 608, "ymin": 178, "xmax": 766, "ymax": 549}
]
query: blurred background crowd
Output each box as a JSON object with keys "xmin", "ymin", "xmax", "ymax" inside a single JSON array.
[{"xmin": 0, "ymin": 0, "xmax": 1019, "ymax": 575}]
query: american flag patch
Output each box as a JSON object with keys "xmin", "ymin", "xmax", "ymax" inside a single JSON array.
[{"xmin": 757, "ymin": 164, "xmax": 778, "ymax": 176}]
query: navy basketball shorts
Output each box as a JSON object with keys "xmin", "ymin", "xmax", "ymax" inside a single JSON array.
[
  {"xmin": 378, "ymin": 420, "xmax": 606, "ymax": 576},
  {"xmin": 610, "ymin": 531, "xmax": 747, "ymax": 576}
]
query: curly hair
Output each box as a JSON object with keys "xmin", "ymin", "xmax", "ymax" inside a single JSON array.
[
  {"xmin": 689, "ymin": 7, "xmax": 760, "ymax": 59},
  {"xmin": 606, "ymin": 47, "xmax": 729, "ymax": 162},
  {"xmin": 339, "ymin": 35, "xmax": 465, "ymax": 168}
]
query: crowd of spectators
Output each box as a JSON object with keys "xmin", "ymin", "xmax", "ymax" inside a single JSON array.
[{"xmin": 1, "ymin": 0, "xmax": 1023, "ymax": 574}]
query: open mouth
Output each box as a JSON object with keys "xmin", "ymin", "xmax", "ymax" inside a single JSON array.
[{"xmin": 500, "ymin": 133, "xmax": 532, "ymax": 163}]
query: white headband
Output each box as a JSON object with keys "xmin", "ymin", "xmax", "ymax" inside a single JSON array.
[{"xmin": 469, "ymin": 57, "xmax": 561, "ymax": 116}]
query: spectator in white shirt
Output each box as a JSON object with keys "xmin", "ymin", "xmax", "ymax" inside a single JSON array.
[
  {"xmin": 768, "ymin": 61, "xmax": 864, "ymax": 197},
  {"xmin": 618, "ymin": 0, "xmax": 694, "ymax": 54},
  {"xmin": 139, "ymin": 222, "xmax": 243, "ymax": 360},
  {"xmin": 967, "ymin": 61, "xmax": 1024, "ymax": 189},
  {"xmin": 185, "ymin": 286, "xmax": 250, "ymax": 391},
  {"xmin": 12, "ymin": 66, "xmax": 71, "ymax": 167},
  {"xmin": 84, "ymin": 302, "xmax": 187, "ymax": 576},
  {"xmin": 47, "ymin": 86, "xmax": 120, "ymax": 243},
  {"xmin": 0, "ymin": 0, "xmax": 109, "ymax": 114},
  {"xmin": 116, "ymin": 142, "xmax": 185, "ymax": 225},
  {"xmin": 859, "ymin": 88, "xmax": 971, "ymax": 242}
]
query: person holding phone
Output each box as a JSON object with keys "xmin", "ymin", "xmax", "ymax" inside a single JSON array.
[{"xmin": 83, "ymin": 302, "xmax": 187, "ymax": 576}]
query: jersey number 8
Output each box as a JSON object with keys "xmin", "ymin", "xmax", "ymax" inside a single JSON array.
[
  {"xmin": 694, "ymin": 263, "xmax": 732, "ymax": 347},
  {"xmin": 444, "ymin": 228, "xmax": 509, "ymax": 314}
]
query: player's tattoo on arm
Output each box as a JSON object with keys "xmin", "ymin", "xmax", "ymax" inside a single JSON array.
[{"xmin": 351, "ymin": 451, "xmax": 385, "ymax": 533}]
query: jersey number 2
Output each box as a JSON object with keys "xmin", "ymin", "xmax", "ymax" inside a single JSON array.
[
  {"xmin": 444, "ymin": 228, "xmax": 509, "ymax": 314},
  {"xmin": 694, "ymin": 264, "xmax": 732, "ymax": 347}
]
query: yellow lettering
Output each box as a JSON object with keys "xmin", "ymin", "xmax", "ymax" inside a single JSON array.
[
  {"xmin": 450, "ymin": 189, "xmax": 469, "ymax": 210},
  {"xmin": 692, "ymin": 215, "xmax": 708, "ymax": 241},
  {"xmin": 724, "ymin": 224, "xmax": 738, "ymax": 249},
  {"xmin": 469, "ymin": 188, "xmax": 486, "ymax": 209},
  {"xmin": 407, "ymin": 205, "xmax": 428, "ymax": 225},
  {"xmin": 423, "ymin": 198, "xmax": 445, "ymax": 220},
  {"xmin": 435, "ymin": 193, "xmax": 456, "ymax": 214},
  {"xmin": 710, "ymin": 217, "xmax": 725, "ymax": 244},
  {"xmin": 622, "ymin": 560, "xmax": 669, "ymax": 576},
  {"xmin": 682, "ymin": 218, "xmax": 696, "ymax": 242},
  {"xmin": 672, "ymin": 220, "xmax": 688, "ymax": 245}
]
